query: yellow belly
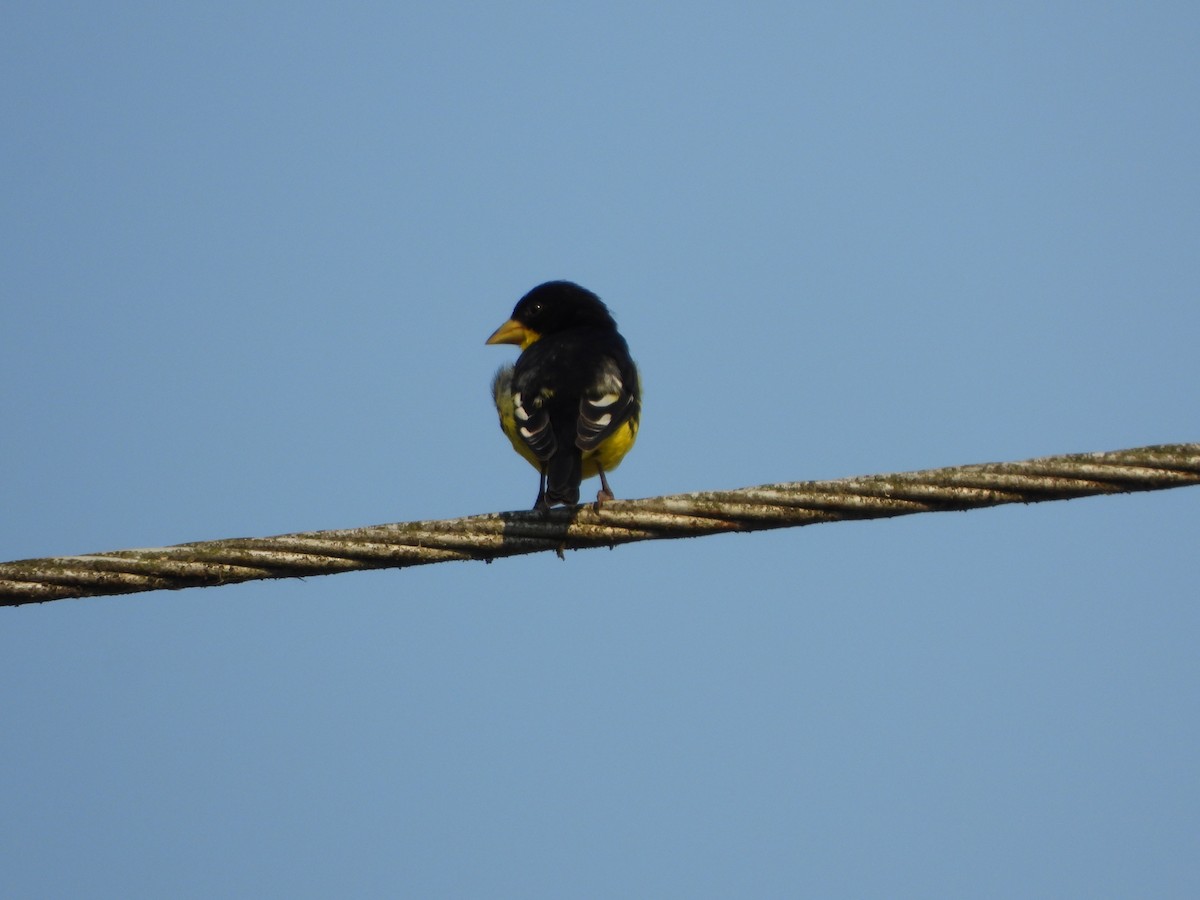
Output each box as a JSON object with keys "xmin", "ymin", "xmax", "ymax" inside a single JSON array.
[{"xmin": 581, "ymin": 416, "xmax": 638, "ymax": 477}]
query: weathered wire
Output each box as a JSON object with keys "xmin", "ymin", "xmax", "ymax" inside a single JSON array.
[{"xmin": 2, "ymin": 443, "xmax": 1196, "ymax": 607}]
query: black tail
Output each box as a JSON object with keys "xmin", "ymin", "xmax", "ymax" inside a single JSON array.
[{"xmin": 544, "ymin": 450, "xmax": 582, "ymax": 506}]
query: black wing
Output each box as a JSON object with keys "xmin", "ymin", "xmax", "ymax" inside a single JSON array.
[
  {"xmin": 501, "ymin": 361, "xmax": 558, "ymax": 463},
  {"xmin": 512, "ymin": 386, "xmax": 556, "ymax": 461},
  {"xmin": 577, "ymin": 356, "xmax": 639, "ymax": 452}
]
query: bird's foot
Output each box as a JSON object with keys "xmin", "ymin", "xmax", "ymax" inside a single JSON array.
[{"xmin": 593, "ymin": 465, "xmax": 615, "ymax": 511}]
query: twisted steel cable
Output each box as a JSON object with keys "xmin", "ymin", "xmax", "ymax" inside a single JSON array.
[{"xmin": 2, "ymin": 443, "xmax": 1196, "ymax": 607}]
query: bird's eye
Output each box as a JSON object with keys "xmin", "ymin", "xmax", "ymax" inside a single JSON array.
[{"xmin": 529, "ymin": 301, "xmax": 544, "ymax": 317}]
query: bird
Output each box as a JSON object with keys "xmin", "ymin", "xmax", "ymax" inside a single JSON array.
[{"xmin": 486, "ymin": 281, "xmax": 641, "ymax": 510}]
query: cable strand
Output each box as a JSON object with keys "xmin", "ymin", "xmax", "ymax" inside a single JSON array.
[{"xmin": 2, "ymin": 442, "xmax": 1196, "ymax": 606}]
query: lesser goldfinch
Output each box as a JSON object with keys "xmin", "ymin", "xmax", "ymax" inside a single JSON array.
[{"xmin": 487, "ymin": 281, "xmax": 641, "ymax": 510}]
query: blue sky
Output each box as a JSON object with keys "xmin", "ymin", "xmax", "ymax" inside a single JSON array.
[{"xmin": 2, "ymin": 3, "xmax": 1198, "ymax": 896}]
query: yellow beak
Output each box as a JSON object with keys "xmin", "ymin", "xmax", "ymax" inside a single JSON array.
[{"xmin": 486, "ymin": 318, "xmax": 540, "ymax": 350}]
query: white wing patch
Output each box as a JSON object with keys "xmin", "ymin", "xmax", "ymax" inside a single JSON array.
[
  {"xmin": 577, "ymin": 359, "xmax": 636, "ymax": 452},
  {"xmin": 512, "ymin": 387, "xmax": 555, "ymax": 460},
  {"xmin": 514, "ymin": 392, "xmax": 531, "ymax": 421}
]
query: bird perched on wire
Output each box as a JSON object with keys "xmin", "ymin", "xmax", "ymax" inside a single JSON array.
[{"xmin": 487, "ymin": 281, "xmax": 641, "ymax": 510}]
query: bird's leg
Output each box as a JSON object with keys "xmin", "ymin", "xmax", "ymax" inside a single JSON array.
[
  {"xmin": 593, "ymin": 463, "xmax": 615, "ymax": 509},
  {"xmin": 534, "ymin": 465, "xmax": 550, "ymax": 511}
]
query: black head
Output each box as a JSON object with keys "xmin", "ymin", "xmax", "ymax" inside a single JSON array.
[{"xmin": 510, "ymin": 281, "xmax": 616, "ymax": 334}]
